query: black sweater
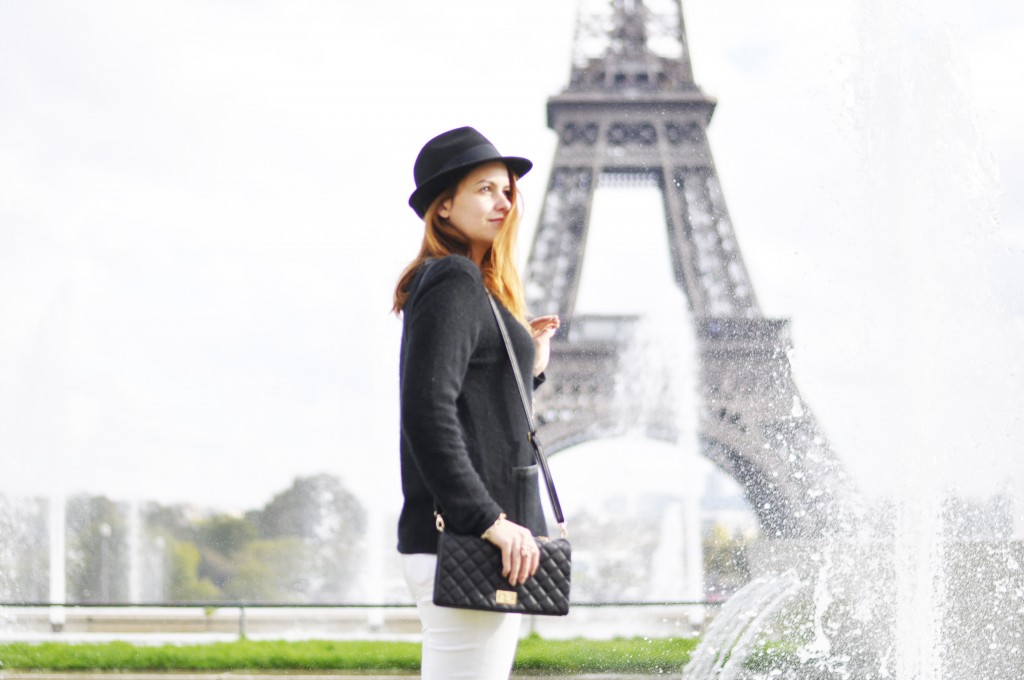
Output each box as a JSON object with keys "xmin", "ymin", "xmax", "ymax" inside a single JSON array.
[{"xmin": 397, "ymin": 255, "xmax": 547, "ymax": 554}]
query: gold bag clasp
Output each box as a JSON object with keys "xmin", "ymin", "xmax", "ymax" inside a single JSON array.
[{"xmin": 495, "ymin": 590, "xmax": 518, "ymax": 606}]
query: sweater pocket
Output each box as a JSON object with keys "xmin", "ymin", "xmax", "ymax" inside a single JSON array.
[{"xmin": 511, "ymin": 464, "xmax": 545, "ymax": 535}]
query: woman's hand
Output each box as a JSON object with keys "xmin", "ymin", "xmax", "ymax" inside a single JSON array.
[
  {"xmin": 529, "ymin": 315, "xmax": 560, "ymax": 377},
  {"xmin": 482, "ymin": 515, "xmax": 540, "ymax": 587}
]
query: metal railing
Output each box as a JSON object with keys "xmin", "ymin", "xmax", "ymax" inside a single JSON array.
[{"xmin": 1, "ymin": 600, "xmax": 721, "ymax": 639}]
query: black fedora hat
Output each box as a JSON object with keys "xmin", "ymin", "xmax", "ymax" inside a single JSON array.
[{"xmin": 408, "ymin": 126, "xmax": 532, "ymax": 218}]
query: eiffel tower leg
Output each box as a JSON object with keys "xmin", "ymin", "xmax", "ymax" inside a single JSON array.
[
  {"xmin": 525, "ymin": 164, "xmax": 596, "ymax": 321},
  {"xmin": 663, "ymin": 163, "xmax": 760, "ymax": 318},
  {"xmin": 698, "ymin": 318, "xmax": 856, "ymax": 538}
]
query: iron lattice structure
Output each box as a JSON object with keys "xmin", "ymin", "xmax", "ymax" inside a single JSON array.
[{"xmin": 526, "ymin": 0, "xmax": 855, "ymax": 538}]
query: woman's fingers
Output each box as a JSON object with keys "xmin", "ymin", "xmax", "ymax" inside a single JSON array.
[
  {"xmin": 509, "ymin": 541, "xmax": 524, "ymax": 586},
  {"xmin": 514, "ymin": 542, "xmax": 529, "ymax": 586},
  {"xmin": 529, "ymin": 315, "xmax": 560, "ymax": 337},
  {"xmin": 513, "ymin": 539, "xmax": 541, "ymax": 585},
  {"xmin": 500, "ymin": 543, "xmax": 512, "ymax": 578},
  {"xmin": 531, "ymin": 314, "xmax": 560, "ymax": 326},
  {"xmin": 484, "ymin": 519, "xmax": 540, "ymax": 586}
]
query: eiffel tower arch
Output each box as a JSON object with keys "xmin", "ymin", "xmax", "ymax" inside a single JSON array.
[{"xmin": 525, "ymin": 0, "xmax": 856, "ymax": 538}]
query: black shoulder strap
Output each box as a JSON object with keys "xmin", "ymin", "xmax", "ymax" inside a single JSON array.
[{"xmin": 487, "ymin": 294, "xmax": 567, "ymax": 538}]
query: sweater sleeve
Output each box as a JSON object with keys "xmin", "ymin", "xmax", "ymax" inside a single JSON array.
[{"xmin": 400, "ymin": 256, "xmax": 504, "ymax": 536}]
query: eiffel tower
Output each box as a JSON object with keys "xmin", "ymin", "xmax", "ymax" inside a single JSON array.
[{"xmin": 525, "ymin": 0, "xmax": 855, "ymax": 538}]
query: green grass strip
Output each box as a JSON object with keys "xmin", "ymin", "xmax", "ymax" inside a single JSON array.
[
  {"xmin": 0, "ymin": 640, "xmax": 421, "ymax": 672},
  {"xmin": 0, "ymin": 636, "xmax": 697, "ymax": 673},
  {"xmin": 515, "ymin": 634, "xmax": 697, "ymax": 674}
]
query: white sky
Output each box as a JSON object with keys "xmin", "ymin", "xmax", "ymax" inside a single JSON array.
[{"xmin": 1, "ymin": 0, "xmax": 1022, "ymax": 526}]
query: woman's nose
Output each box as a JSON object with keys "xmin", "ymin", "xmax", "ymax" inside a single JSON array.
[{"xmin": 495, "ymin": 192, "xmax": 511, "ymax": 211}]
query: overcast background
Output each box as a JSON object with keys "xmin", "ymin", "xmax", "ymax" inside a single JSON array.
[{"xmin": 1, "ymin": 0, "xmax": 1022, "ymax": 532}]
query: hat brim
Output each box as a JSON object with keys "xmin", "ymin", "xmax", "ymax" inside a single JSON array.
[{"xmin": 409, "ymin": 156, "xmax": 532, "ymax": 219}]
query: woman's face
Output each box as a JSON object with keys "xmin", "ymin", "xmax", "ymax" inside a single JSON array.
[{"xmin": 438, "ymin": 161, "xmax": 513, "ymax": 261}]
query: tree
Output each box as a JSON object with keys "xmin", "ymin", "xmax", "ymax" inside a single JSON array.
[
  {"xmin": 703, "ymin": 523, "xmax": 751, "ymax": 598},
  {"xmin": 198, "ymin": 514, "xmax": 257, "ymax": 555},
  {"xmin": 251, "ymin": 474, "xmax": 366, "ymax": 601},
  {"xmin": 65, "ymin": 495, "xmax": 130, "ymax": 603},
  {"xmin": 39, "ymin": 474, "xmax": 366, "ymax": 604},
  {"xmin": 223, "ymin": 537, "xmax": 306, "ymax": 602},
  {"xmin": 167, "ymin": 539, "xmax": 221, "ymax": 601}
]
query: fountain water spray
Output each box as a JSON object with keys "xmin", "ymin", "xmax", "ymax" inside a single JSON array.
[
  {"xmin": 678, "ymin": 0, "xmax": 1023, "ymax": 674},
  {"xmin": 48, "ymin": 493, "xmax": 65, "ymax": 631}
]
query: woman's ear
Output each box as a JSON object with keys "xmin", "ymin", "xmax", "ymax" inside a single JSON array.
[{"xmin": 438, "ymin": 199, "xmax": 452, "ymax": 219}]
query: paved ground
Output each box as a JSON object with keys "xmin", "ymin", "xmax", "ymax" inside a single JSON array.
[{"xmin": 0, "ymin": 674, "xmax": 665, "ymax": 679}]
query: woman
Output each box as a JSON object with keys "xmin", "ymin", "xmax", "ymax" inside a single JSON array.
[{"xmin": 392, "ymin": 126, "xmax": 560, "ymax": 679}]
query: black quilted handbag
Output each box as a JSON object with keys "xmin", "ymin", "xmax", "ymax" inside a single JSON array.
[{"xmin": 431, "ymin": 295, "xmax": 571, "ymax": 616}]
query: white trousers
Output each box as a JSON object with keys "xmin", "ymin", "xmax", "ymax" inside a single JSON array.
[{"xmin": 401, "ymin": 553, "xmax": 522, "ymax": 680}]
